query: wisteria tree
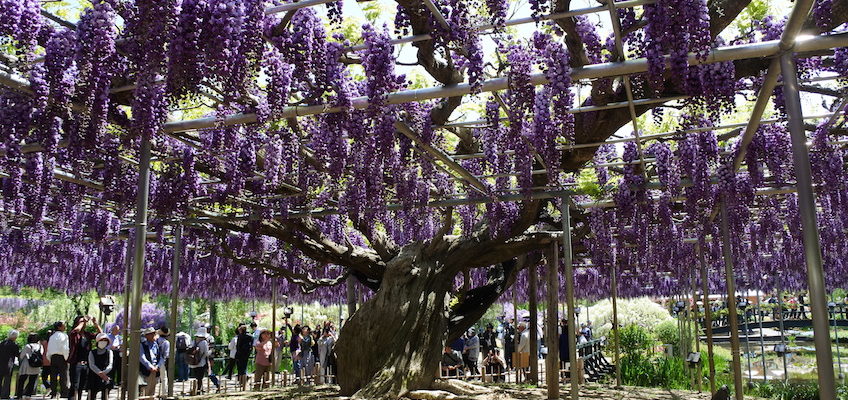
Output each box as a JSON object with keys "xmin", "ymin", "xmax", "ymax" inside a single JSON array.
[{"xmin": 0, "ymin": 0, "xmax": 846, "ymax": 397}]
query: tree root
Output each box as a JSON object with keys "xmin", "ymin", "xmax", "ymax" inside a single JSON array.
[
  {"xmin": 406, "ymin": 390, "xmax": 459, "ymax": 400},
  {"xmin": 431, "ymin": 379, "xmax": 494, "ymax": 396}
]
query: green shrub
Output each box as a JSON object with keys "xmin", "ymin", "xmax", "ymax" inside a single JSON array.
[
  {"xmin": 747, "ymin": 381, "xmax": 828, "ymax": 400},
  {"xmin": 654, "ymin": 319, "xmax": 679, "ymax": 346},
  {"xmin": 619, "ymin": 324, "xmax": 653, "ymax": 354}
]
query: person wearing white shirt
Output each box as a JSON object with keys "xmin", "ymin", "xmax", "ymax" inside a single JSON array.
[
  {"xmin": 155, "ymin": 328, "xmax": 171, "ymax": 394},
  {"xmin": 105, "ymin": 325, "xmax": 122, "ymax": 386},
  {"xmin": 223, "ymin": 329, "xmax": 238, "ymax": 380},
  {"xmin": 46, "ymin": 321, "xmax": 70, "ymax": 398},
  {"xmin": 514, "ymin": 323, "xmax": 531, "ymax": 381}
]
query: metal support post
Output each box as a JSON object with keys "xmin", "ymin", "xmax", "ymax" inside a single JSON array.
[
  {"xmin": 698, "ymin": 243, "xmax": 716, "ymax": 394},
  {"xmin": 529, "ymin": 264, "xmax": 539, "ymax": 384},
  {"xmin": 611, "ymin": 260, "xmax": 622, "ymax": 388},
  {"xmin": 561, "ymin": 196, "xmax": 579, "ymax": 400},
  {"xmin": 757, "ymin": 291, "xmax": 767, "ymax": 382},
  {"xmin": 120, "ymin": 241, "xmax": 133, "ymax": 400},
  {"xmin": 167, "ymin": 224, "xmax": 182, "ymax": 398},
  {"xmin": 832, "ymin": 293, "xmax": 844, "ymax": 379},
  {"xmin": 781, "ymin": 52, "xmax": 837, "ymax": 399},
  {"xmin": 690, "ymin": 264, "xmax": 702, "ymax": 392},
  {"xmin": 545, "ymin": 243, "xmax": 560, "ymax": 399},
  {"xmin": 720, "ymin": 201, "xmax": 744, "ymax": 400},
  {"xmin": 126, "ymin": 136, "xmax": 153, "ymax": 400},
  {"xmin": 776, "ymin": 278, "xmax": 788, "ymax": 382},
  {"xmin": 271, "ymin": 278, "xmax": 277, "ymax": 386},
  {"xmin": 743, "ymin": 289, "xmax": 753, "ymax": 385}
]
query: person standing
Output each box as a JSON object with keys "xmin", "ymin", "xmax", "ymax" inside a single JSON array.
[
  {"xmin": 253, "ymin": 330, "xmax": 273, "ymax": 390},
  {"xmin": 0, "ymin": 330, "xmax": 20, "ymax": 400},
  {"xmin": 317, "ymin": 329, "xmax": 335, "ymax": 384},
  {"xmin": 86, "ymin": 334, "xmax": 113, "ymax": 400},
  {"xmin": 186, "ymin": 328, "xmax": 209, "ymax": 394},
  {"xmin": 287, "ymin": 324, "xmax": 302, "ymax": 383},
  {"xmin": 105, "ymin": 325, "xmax": 122, "ymax": 387},
  {"xmin": 204, "ymin": 326, "xmax": 220, "ymax": 391},
  {"xmin": 463, "ymin": 328, "xmax": 480, "ymax": 377},
  {"xmin": 480, "ymin": 324, "xmax": 497, "ymax": 357},
  {"xmin": 155, "ymin": 328, "xmax": 171, "ymax": 393},
  {"xmin": 502, "ymin": 319, "xmax": 515, "ymax": 369},
  {"xmin": 274, "ymin": 328, "xmax": 287, "ymax": 375},
  {"xmin": 46, "ymin": 322, "xmax": 70, "ymax": 399},
  {"xmin": 515, "ymin": 323, "xmax": 531, "ymax": 380},
  {"xmin": 299, "ymin": 327, "xmax": 314, "ymax": 384},
  {"xmin": 173, "ymin": 331, "xmax": 190, "ymax": 382},
  {"xmin": 68, "ymin": 316, "xmax": 101, "ymax": 400},
  {"xmin": 139, "ymin": 327, "xmax": 160, "ymax": 397},
  {"xmin": 233, "ymin": 325, "xmax": 252, "ymax": 388},
  {"xmin": 17, "ymin": 333, "xmax": 42, "ymax": 400},
  {"xmin": 223, "ymin": 327, "xmax": 238, "ymax": 380}
]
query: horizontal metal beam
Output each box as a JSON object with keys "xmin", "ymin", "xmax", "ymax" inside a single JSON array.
[{"xmin": 162, "ymin": 33, "xmax": 848, "ymax": 134}]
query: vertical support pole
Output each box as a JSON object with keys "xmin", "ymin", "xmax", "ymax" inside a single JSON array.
[
  {"xmin": 611, "ymin": 260, "xmax": 622, "ymax": 388},
  {"xmin": 271, "ymin": 278, "xmax": 277, "ymax": 386},
  {"xmin": 832, "ymin": 293, "xmax": 844, "ymax": 379},
  {"xmin": 757, "ymin": 291, "xmax": 767, "ymax": 382},
  {"xmin": 529, "ymin": 261, "xmax": 539, "ymax": 384},
  {"xmin": 690, "ymin": 264, "xmax": 702, "ymax": 392},
  {"xmin": 561, "ymin": 196, "xmax": 578, "ymax": 400},
  {"xmin": 120, "ymin": 241, "xmax": 133, "ymax": 400},
  {"xmin": 512, "ymin": 287, "xmax": 518, "ymax": 383},
  {"xmin": 126, "ymin": 137, "xmax": 153, "ymax": 400},
  {"xmin": 167, "ymin": 224, "xmax": 183, "ymax": 398},
  {"xmin": 698, "ymin": 243, "xmax": 716, "ymax": 394},
  {"xmin": 720, "ymin": 201, "xmax": 744, "ymax": 400},
  {"xmin": 346, "ymin": 276, "xmax": 357, "ymax": 318},
  {"xmin": 545, "ymin": 243, "xmax": 560, "ymax": 399},
  {"xmin": 743, "ymin": 289, "xmax": 753, "ymax": 384},
  {"xmin": 777, "ymin": 278, "xmax": 788, "ymax": 382},
  {"xmin": 781, "ymin": 52, "xmax": 837, "ymax": 399}
]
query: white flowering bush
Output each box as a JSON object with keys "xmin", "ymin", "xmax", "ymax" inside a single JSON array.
[{"xmin": 587, "ymin": 297, "xmax": 673, "ymax": 338}]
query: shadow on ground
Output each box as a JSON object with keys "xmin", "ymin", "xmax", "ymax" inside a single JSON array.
[{"xmin": 186, "ymin": 383, "xmax": 766, "ymax": 400}]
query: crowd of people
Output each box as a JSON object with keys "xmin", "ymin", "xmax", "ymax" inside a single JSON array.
[
  {"xmin": 440, "ymin": 318, "xmax": 594, "ymax": 382},
  {"xmin": 0, "ymin": 312, "xmax": 603, "ymax": 399},
  {"xmin": 0, "ymin": 314, "xmax": 342, "ymax": 400}
]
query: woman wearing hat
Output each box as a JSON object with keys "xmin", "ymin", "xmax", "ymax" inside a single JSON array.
[
  {"xmin": 187, "ymin": 328, "xmax": 209, "ymax": 394},
  {"xmin": 87, "ymin": 334, "xmax": 113, "ymax": 400}
]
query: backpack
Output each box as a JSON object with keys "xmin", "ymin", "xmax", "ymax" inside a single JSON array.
[
  {"xmin": 176, "ymin": 335, "xmax": 190, "ymax": 351},
  {"xmin": 28, "ymin": 345, "xmax": 43, "ymax": 368},
  {"xmin": 185, "ymin": 345, "xmax": 203, "ymax": 365}
]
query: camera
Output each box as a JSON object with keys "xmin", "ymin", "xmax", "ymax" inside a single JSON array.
[{"xmin": 283, "ymin": 307, "xmax": 294, "ymax": 318}]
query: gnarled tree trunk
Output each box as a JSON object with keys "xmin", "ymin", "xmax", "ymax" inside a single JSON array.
[{"xmin": 335, "ymin": 242, "xmax": 455, "ymax": 399}]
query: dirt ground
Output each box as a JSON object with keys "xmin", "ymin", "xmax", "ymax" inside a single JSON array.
[{"xmin": 188, "ymin": 383, "xmax": 765, "ymax": 400}]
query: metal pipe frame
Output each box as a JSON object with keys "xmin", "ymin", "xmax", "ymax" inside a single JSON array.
[
  {"xmin": 743, "ymin": 289, "xmax": 753, "ymax": 385},
  {"xmin": 776, "ymin": 276, "xmax": 788, "ymax": 382},
  {"xmin": 757, "ymin": 290, "xmax": 767, "ymax": 383},
  {"xmin": 689, "ymin": 263, "xmax": 702, "ymax": 392},
  {"xmin": 529, "ymin": 261, "xmax": 540, "ymax": 385},
  {"xmin": 160, "ymin": 33, "xmax": 848, "ymax": 134},
  {"xmin": 544, "ymin": 242, "xmax": 560, "ymax": 398},
  {"xmin": 271, "ymin": 278, "xmax": 277, "ymax": 386},
  {"xmin": 780, "ymin": 51, "xmax": 837, "ymax": 398},
  {"xmin": 126, "ymin": 137, "xmax": 153, "ymax": 400},
  {"xmin": 167, "ymin": 224, "xmax": 182, "ymax": 398},
  {"xmin": 720, "ymin": 201, "xmax": 745, "ymax": 400},
  {"xmin": 611, "ymin": 260, "xmax": 622, "ymax": 388},
  {"xmin": 119, "ymin": 241, "xmax": 133, "ymax": 400},
  {"xmin": 561, "ymin": 196, "xmax": 579, "ymax": 400},
  {"xmin": 698, "ymin": 243, "xmax": 717, "ymax": 394},
  {"xmin": 344, "ymin": 0, "xmax": 656, "ymax": 53},
  {"xmin": 832, "ymin": 293, "xmax": 844, "ymax": 379}
]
